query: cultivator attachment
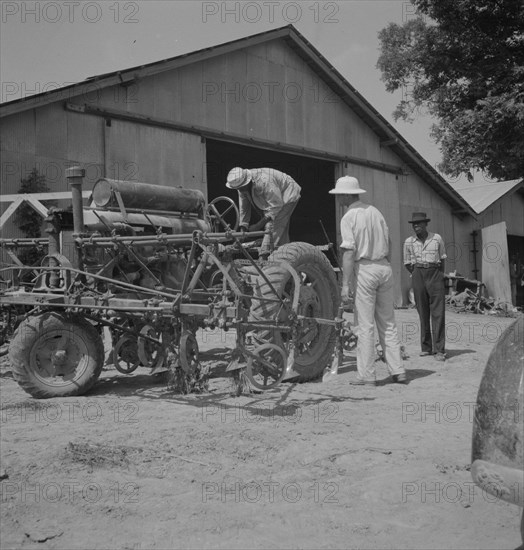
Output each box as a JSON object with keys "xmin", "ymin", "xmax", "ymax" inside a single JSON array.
[
  {"xmin": 321, "ymin": 305, "xmax": 358, "ymax": 382},
  {"xmin": 0, "ymin": 167, "xmax": 346, "ymax": 399}
]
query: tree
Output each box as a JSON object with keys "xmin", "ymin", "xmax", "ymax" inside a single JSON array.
[
  {"xmin": 377, "ymin": 0, "xmax": 524, "ymax": 181},
  {"xmin": 14, "ymin": 169, "xmax": 50, "ymax": 267}
]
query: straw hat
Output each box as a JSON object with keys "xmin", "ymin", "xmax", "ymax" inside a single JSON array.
[{"xmin": 226, "ymin": 167, "xmax": 252, "ymax": 189}]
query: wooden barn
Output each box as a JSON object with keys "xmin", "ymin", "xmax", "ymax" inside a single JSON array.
[
  {"xmin": 2, "ymin": 25, "xmax": 520, "ymax": 305},
  {"xmin": 457, "ymin": 180, "xmax": 524, "ymax": 306}
]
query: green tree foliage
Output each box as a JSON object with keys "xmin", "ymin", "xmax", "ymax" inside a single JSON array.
[
  {"xmin": 14, "ymin": 169, "xmax": 49, "ymax": 238},
  {"xmin": 14, "ymin": 169, "xmax": 49, "ymax": 267},
  {"xmin": 377, "ymin": 0, "xmax": 524, "ymax": 180}
]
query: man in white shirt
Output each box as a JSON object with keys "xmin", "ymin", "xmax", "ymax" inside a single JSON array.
[
  {"xmin": 330, "ymin": 176, "xmax": 406, "ymax": 385},
  {"xmin": 403, "ymin": 212, "xmax": 447, "ymax": 361},
  {"xmin": 226, "ymin": 167, "xmax": 301, "ymax": 250}
]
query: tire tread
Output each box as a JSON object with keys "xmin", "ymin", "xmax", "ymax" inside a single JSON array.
[
  {"xmin": 250, "ymin": 242, "xmax": 339, "ymax": 382},
  {"xmin": 9, "ymin": 312, "xmax": 104, "ymax": 399}
]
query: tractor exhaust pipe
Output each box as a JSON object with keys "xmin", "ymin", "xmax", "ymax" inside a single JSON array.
[
  {"xmin": 66, "ymin": 166, "xmax": 86, "ymax": 236},
  {"xmin": 66, "ymin": 166, "xmax": 86, "ymax": 273}
]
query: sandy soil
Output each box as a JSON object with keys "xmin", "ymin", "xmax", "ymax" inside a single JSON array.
[{"xmin": 0, "ymin": 308, "xmax": 522, "ymax": 550}]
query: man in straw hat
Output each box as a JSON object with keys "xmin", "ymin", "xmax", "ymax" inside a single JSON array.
[
  {"xmin": 403, "ymin": 212, "xmax": 447, "ymax": 361},
  {"xmin": 330, "ymin": 176, "xmax": 407, "ymax": 385},
  {"xmin": 226, "ymin": 167, "xmax": 301, "ymax": 251}
]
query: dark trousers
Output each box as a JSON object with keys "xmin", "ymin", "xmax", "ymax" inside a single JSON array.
[{"xmin": 412, "ymin": 267, "xmax": 446, "ymax": 353}]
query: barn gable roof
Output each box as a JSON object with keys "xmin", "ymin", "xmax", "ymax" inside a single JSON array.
[
  {"xmin": 0, "ymin": 25, "xmax": 474, "ymax": 216},
  {"xmin": 456, "ymin": 179, "xmax": 524, "ymax": 215}
]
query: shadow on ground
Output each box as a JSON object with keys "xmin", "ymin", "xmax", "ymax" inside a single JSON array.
[{"xmin": 446, "ymin": 349, "xmax": 476, "ymax": 359}]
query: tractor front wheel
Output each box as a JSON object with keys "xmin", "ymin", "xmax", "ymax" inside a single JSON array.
[{"xmin": 10, "ymin": 312, "xmax": 104, "ymax": 398}]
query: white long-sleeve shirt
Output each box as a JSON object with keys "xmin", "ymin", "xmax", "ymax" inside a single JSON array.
[
  {"xmin": 238, "ymin": 168, "xmax": 301, "ymax": 225},
  {"xmin": 340, "ymin": 201, "xmax": 390, "ymax": 261}
]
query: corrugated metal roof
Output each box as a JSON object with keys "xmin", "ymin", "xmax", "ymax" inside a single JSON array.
[{"xmin": 455, "ymin": 179, "xmax": 524, "ymax": 214}]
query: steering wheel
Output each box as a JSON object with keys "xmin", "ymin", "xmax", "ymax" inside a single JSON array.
[{"xmin": 206, "ymin": 197, "xmax": 240, "ymax": 232}]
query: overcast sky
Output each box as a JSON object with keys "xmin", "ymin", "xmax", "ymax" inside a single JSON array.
[{"xmin": 1, "ymin": 0, "xmax": 475, "ymax": 187}]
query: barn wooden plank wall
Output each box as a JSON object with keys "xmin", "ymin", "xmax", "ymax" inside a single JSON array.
[{"xmin": 3, "ymin": 35, "xmax": 520, "ymax": 302}]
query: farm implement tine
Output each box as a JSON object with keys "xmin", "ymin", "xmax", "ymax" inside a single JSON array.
[{"xmin": 322, "ymin": 306, "xmax": 346, "ymax": 382}]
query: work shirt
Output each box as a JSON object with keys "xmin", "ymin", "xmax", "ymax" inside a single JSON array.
[
  {"xmin": 238, "ymin": 168, "xmax": 301, "ymax": 226},
  {"xmin": 340, "ymin": 201, "xmax": 389, "ymax": 261},
  {"xmin": 403, "ymin": 232, "xmax": 447, "ymax": 265}
]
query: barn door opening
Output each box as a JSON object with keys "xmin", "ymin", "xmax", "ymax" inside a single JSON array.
[
  {"xmin": 507, "ymin": 234, "xmax": 524, "ymax": 307},
  {"xmin": 205, "ymin": 140, "xmax": 337, "ymax": 247}
]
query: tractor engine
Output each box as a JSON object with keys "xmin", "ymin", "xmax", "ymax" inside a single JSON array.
[{"xmin": 73, "ymin": 178, "xmax": 211, "ymax": 293}]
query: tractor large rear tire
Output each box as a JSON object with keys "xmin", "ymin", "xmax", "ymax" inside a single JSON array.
[
  {"xmin": 10, "ymin": 312, "xmax": 104, "ymax": 399},
  {"xmin": 250, "ymin": 242, "xmax": 339, "ymax": 382}
]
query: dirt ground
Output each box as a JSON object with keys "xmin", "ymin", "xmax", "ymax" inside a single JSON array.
[{"xmin": 0, "ymin": 308, "xmax": 522, "ymax": 550}]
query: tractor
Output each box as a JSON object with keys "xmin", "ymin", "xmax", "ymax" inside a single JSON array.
[{"xmin": 0, "ymin": 167, "xmax": 352, "ymax": 398}]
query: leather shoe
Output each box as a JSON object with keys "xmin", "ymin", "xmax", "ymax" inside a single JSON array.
[
  {"xmin": 350, "ymin": 379, "xmax": 377, "ymax": 386},
  {"xmin": 419, "ymin": 351, "xmax": 432, "ymax": 356},
  {"xmin": 434, "ymin": 353, "xmax": 446, "ymax": 362},
  {"xmin": 392, "ymin": 373, "xmax": 407, "ymax": 384}
]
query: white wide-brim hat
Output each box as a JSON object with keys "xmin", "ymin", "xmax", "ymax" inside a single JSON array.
[
  {"xmin": 226, "ymin": 167, "xmax": 252, "ymax": 189},
  {"xmin": 329, "ymin": 176, "xmax": 366, "ymax": 194}
]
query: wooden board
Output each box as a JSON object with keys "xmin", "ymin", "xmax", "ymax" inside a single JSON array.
[
  {"xmin": 481, "ymin": 222, "xmax": 512, "ymax": 304},
  {"xmin": 246, "ymin": 54, "xmax": 270, "ymax": 140},
  {"xmin": 0, "ymin": 109, "xmax": 36, "ymax": 154},
  {"xmin": 35, "ymin": 104, "xmax": 68, "ymax": 159},
  {"xmin": 225, "ymin": 50, "xmax": 248, "ymax": 135},
  {"xmin": 201, "ymin": 57, "xmax": 228, "ymax": 132},
  {"xmin": 105, "ymin": 119, "xmax": 205, "ymax": 195},
  {"xmin": 67, "ymin": 111, "xmax": 104, "ymax": 165},
  {"xmin": 153, "ymin": 72, "xmax": 180, "ymax": 121}
]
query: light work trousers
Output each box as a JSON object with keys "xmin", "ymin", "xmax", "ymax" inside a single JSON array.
[
  {"xmin": 261, "ymin": 200, "xmax": 299, "ymax": 251},
  {"xmin": 354, "ymin": 258, "xmax": 404, "ymax": 381}
]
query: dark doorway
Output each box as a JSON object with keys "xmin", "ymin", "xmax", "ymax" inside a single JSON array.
[
  {"xmin": 205, "ymin": 140, "xmax": 337, "ymax": 247},
  {"xmin": 507, "ymin": 234, "xmax": 524, "ymax": 307}
]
